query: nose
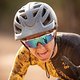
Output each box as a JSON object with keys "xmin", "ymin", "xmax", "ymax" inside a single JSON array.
[
  {"xmin": 36, "ymin": 42, "xmax": 47, "ymax": 53},
  {"xmin": 37, "ymin": 42, "xmax": 46, "ymax": 50}
]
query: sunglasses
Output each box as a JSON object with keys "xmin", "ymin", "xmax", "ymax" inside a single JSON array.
[{"xmin": 22, "ymin": 32, "xmax": 55, "ymax": 48}]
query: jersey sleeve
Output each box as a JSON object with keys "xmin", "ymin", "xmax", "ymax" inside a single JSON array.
[{"xmin": 8, "ymin": 45, "xmax": 31, "ymax": 80}]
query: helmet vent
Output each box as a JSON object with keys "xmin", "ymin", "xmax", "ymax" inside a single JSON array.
[
  {"xmin": 15, "ymin": 25, "xmax": 22, "ymax": 34},
  {"xmin": 33, "ymin": 4, "xmax": 41, "ymax": 8},
  {"xmin": 20, "ymin": 14, "xmax": 27, "ymax": 19},
  {"xmin": 16, "ymin": 17, "xmax": 21, "ymax": 24},
  {"xmin": 42, "ymin": 8, "xmax": 46, "ymax": 17},
  {"xmin": 33, "ymin": 11, "xmax": 38, "ymax": 17},
  {"xmin": 43, "ymin": 14, "xmax": 51, "ymax": 26},
  {"xmin": 19, "ymin": 9, "xmax": 25, "ymax": 13}
]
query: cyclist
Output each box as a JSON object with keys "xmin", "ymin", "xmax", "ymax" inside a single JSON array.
[{"xmin": 8, "ymin": 2, "xmax": 80, "ymax": 80}]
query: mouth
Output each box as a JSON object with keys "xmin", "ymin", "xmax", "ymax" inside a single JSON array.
[{"xmin": 37, "ymin": 51, "xmax": 48, "ymax": 59}]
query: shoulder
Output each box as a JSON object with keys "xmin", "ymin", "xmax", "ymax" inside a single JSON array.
[
  {"xmin": 57, "ymin": 32, "xmax": 80, "ymax": 40},
  {"xmin": 51, "ymin": 32, "xmax": 80, "ymax": 79},
  {"xmin": 57, "ymin": 32, "xmax": 80, "ymax": 47},
  {"xmin": 16, "ymin": 45, "xmax": 30, "ymax": 56},
  {"xmin": 56, "ymin": 32, "xmax": 80, "ymax": 65}
]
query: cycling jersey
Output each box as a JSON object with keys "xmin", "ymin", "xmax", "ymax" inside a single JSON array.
[
  {"xmin": 51, "ymin": 32, "xmax": 80, "ymax": 80},
  {"xmin": 9, "ymin": 32, "xmax": 80, "ymax": 80}
]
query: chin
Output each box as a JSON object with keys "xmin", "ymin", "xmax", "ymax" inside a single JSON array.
[{"xmin": 40, "ymin": 58, "xmax": 49, "ymax": 63}]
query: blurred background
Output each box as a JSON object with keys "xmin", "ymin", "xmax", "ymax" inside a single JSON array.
[{"xmin": 0, "ymin": 0, "xmax": 80, "ymax": 80}]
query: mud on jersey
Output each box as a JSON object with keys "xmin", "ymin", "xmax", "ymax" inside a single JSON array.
[{"xmin": 9, "ymin": 32, "xmax": 80, "ymax": 80}]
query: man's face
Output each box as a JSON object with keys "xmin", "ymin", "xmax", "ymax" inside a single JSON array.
[{"xmin": 28, "ymin": 38, "xmax": 55, "ymax": 62}]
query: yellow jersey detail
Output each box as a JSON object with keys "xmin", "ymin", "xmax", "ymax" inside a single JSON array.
[{"xmin": 9, "ymin": 45, "xmax": 60, "ymax": 80}]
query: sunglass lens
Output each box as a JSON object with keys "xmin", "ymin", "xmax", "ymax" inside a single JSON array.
[
  {"xmin": 25, "ymin": 40, "xmax": 37, "ymax": 48},
  {"xmin": 24, "ymin": 34, "xmax": 53, "ymax": 48}
]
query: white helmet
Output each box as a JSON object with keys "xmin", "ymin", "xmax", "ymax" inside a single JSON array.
[{"xmin": 14, "ymin": 2, "xmax": 58, "ymax": 40}]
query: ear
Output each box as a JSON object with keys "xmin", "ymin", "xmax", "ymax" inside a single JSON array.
[
  {"xmin": 52, "ymin": 30, "xmax": 57, "ymax": 37},
  {"xmin": 52, "ymin": 30, "xmax": 57, "ymax": 43}
]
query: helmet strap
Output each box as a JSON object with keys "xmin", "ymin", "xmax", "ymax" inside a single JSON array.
[{"xmin": 50, "ymin": 36, "xmax": 57, "ymax": 58}]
